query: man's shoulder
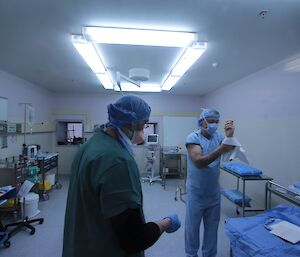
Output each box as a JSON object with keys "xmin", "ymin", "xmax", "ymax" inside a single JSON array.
[
  {"xmin": 188, "ymin": 129, "xmax": 200, "ymax": 136},
  {"xmin": 85, "ymin": 132, "xmax": 130, "ymax": 162},
  {"xmin": 186, "ymin": 130, "xmax": 200, "ymax": 143}
]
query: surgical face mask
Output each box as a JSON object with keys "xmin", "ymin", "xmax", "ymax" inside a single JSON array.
[
  {"xmin": 117, "ymin": 128, "xmax": 132, "ymax": 144},
  {"xmin": 118, "ymin": 128, "xmax": 144, "ymax": 145},
  {"xmin": 131, "ymin": 130, "xmax": 145, "ymax": 145},
  {"xmin": 203, "ymin": 120, "xmax": 218, "ymax": 136}
]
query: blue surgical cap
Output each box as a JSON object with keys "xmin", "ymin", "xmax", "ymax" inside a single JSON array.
[
  {"xmin": 199, "ymin": 108, "xmax": 220, "ymax": 123},
  {"xmin": 107, "ymin": 94, "xmax": 151, "ymax": 128}
]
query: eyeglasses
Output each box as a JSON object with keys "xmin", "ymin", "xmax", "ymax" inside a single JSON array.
[{"xmin": 132, "ymin": 121, "xmax": 149, "ymax": 131}]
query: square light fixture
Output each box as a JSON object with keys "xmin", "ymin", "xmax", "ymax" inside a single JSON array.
[
  {"xmin": 83, "ymin": 27, "xmax": 197, "ymax": 48},
  {"xmin": 161, "ymin": 42, "xmax": 207, "ymax": 91},
  {"xmin": 72, "ymin": 35, "xmax": 106, "ymax": 74},
  {"xmin": 96, "ymin": 73, "xmax": 114, "ymax": 89},
  {"xmin": 114, "ymin": 83, "xmax": 162, "ymax": 92},
  {"xmin": 72, "ymin": 26, "xmax": 207, "ymax": 92},
  {"xmin": 72, "ymin": 35, "xmax": 114, "ymax": 89},
  {"xmin": 161, "ymin": 75, "xmax": 181, "ymax": 91},
  {"xmin": 171, "ymin": 43, "xmax": 207, "ymax": 77}
]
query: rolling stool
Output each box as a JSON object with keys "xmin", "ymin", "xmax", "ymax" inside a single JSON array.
[{"xmin": 2, "ymin": 194, "xmax": 44, "ymax": 248}]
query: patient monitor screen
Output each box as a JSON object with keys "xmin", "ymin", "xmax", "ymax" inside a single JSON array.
[{"xmin": 147, "ymin": 134, "xmax": 158, "ymax": 145}]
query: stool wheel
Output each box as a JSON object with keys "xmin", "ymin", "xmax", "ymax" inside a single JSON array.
[
  {"xmin": 4, "ymin": 240, "xmax": 10, "ymax": 248},
  {"xmin": 55, "ymin": 183, "xmax": 62, "ymax": 190}
]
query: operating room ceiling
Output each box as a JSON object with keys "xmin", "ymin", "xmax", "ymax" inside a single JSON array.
[{"xmin": 0, "ymin": 0, "xmax": 300, "ymax": 96}]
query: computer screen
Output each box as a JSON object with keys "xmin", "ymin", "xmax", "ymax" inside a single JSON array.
[{"xmin": 146, "ymin": 134, "xmax": 159, "ymax": 145}]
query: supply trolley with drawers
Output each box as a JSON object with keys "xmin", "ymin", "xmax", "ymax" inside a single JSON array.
[{"xmin": 36, "ymin": 152, "xmax": 60, "ymax": 201}]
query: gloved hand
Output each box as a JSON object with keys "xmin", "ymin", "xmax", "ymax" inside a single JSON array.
[
  {"xmin": 164, "ymin": 214, "xmax": 181, "ymax": 233},
  {"xmin": 224, "ymin": 120, "xmax": 235, "ymax": 137}
]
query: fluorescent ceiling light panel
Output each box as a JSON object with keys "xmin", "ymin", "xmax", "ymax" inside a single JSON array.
[
  {"xmin": 72, "ymin": 35, "xmax": 106, "ymax": 73},
  {"xmin": 114, "ymin": 83, "xmax": 162, "ymax": 92},
  {"xmin": 96, "ymin": 73, "xmax": 114, "ymax": 89},
  {"xmin": 161, "ymin": 75, "xmax": 180, "ymax": 91},
  {"xmin": 161, "ymin": 43, "xmax": 207, "ymax": 91},
  {"xmin": 83, "ymin": 27, "xmax": 196, "ymax": 47},
  {"xmin": 171, "ymin": 44, "xmax": 207, "ymax": 77},
  {"xmin": 73, "ymin": 28, "xmax": 206, "ymax": 92}
]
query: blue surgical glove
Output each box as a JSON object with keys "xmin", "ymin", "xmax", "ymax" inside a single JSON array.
[{"xmin": 165, "ymin": 214, "xmax": 181, "ymax": 233}]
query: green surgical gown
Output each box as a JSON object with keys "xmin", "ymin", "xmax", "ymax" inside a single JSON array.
[{"xmin": 63, "ymin": 130, "xmax": 144, "ymax": 257}]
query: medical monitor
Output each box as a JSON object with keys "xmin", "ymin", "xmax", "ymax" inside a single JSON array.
[
  {"xmin": 27, "ymin": 145, "xmax": 37, "ymax": 159},
  {"xmin": 146, "ymin": 134, "xmax": 159, "ymax": 145}
]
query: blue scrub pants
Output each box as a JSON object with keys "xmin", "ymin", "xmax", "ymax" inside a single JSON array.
[{"xmin": 185, "ymin": 186, "xmax": 220, "ymax": 257}]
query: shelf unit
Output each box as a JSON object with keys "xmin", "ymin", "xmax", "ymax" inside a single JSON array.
[
  {"xmin": 0, "ymin": 157, "xmax": 26, "ymax": 209},
  {"xmin": 37, "ymin": 153, "xmax": 61, "ymax": 201},
  {"xmin": 221, "ymin": 167, "xmax": 273, "ymax": 216}
]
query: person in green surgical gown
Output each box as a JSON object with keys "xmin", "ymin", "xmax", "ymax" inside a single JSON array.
[{"xmin": 63, "ymin": 94, "xmax": 181, "ymax": 257}]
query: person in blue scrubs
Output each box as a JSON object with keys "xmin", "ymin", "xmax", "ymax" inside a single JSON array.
[
  {"xmin": 63, "ymin": 95, "xmax": 180, "ymax": 257},
  {"xmin": 185, "ymin": 108, "xmax": 235, "ymax": 257}
]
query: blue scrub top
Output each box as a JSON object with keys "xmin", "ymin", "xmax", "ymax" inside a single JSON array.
[{"xmin": 186, "ymin": 130, "xmax": 224, "ymax": 195}]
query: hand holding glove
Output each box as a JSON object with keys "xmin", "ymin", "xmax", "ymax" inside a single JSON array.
[
  {"xmin": 224, "ymin": 120, "xmax": 235, "ymax": 137},
  {"xmin": 164, "ymin": 214, "xmax": 181, "ymax": 233}
]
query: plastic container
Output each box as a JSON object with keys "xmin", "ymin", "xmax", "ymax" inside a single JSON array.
[
  {"xmin": 20, "ymin": 193, "xmax": 40, "ymax": 218},
  {"xmin": 46, "ymin": 173, "xmax": 55, "ymax": 186}
]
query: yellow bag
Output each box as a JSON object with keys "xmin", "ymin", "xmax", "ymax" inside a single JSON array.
[
  {"xmin": 39, "ymin": 180, "xmax": 52, "ymax": 191},
  {"xmin": 0, "ymin": 198, "xmax": 18, "ymax": 208}
]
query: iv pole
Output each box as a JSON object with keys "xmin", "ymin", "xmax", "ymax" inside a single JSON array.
[{"xmin": 19, "ymin": 103, "xmax": 33, "ymax": 145}]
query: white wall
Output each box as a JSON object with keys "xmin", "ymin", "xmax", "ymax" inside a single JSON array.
[
  {"xmin": 52, "ymin": 93, "xmax": 203, "ymax": 174},
  {"xmin": 51, "ymin": 93, "xmax": 202, "ymax": 124},
  {"xmin": 203, "ymin": 54, "xmax": 300, "ymax": 207},
  {"xmin": 0, "ymin": 70, "xmax": 53, "ymax": 122},
  {"xmin": 162, "ymin": 116, "xmax": 198, "ymax": 151},
  {"xmin": 0, "ymin": 70, "xmax": 54, "ymax": 159}
]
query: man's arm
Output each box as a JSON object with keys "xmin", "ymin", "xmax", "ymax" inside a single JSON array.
[
  {"xmin": 187, "ymin": 143, "xmax": 233, "ymax": 169},
  {"xmin": 110, "ymin": 208, "xmax": 171, "ymax": 254}
]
